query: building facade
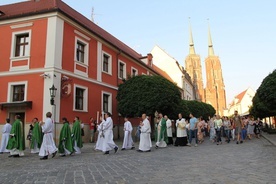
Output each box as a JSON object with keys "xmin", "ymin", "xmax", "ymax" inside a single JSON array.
[
  {"xmin": 150, "ymin": 45, "xmax": 195, "ymax": 100},
  {"xmin": 0, "ymin": 0, "xmax": 158, "ymax": 143},
  {"xmin": 224, "ymin": 88, "xmax": 255, "ymax": 117}
]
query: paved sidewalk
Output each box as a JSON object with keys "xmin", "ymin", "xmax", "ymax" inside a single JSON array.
[
  {"xmin": 261, "ymin": 131, "xmax": 276, "ymax": 146},
  {"xmin": 0, "ymin": 136, "xmax": 275, "ymax": 184}
]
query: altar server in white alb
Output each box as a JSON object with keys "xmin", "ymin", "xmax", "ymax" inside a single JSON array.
[
  {"xmin": 137, "ymin": 114, "xmax": 152, "ymax": 152},
  {"xmin": 96, "ymin": 112, "xmax": 118, "ymax": 154},
  {"xmin": 0, "ymin": 118, "xmax": 12, "ymax": 154},
  {"xmin": 39, "ymin": 112, "xmax": 58, "ymax": 160},
  {"xmin": 121, "ymin": 116, "xmax": 135, "ymax": 150}
]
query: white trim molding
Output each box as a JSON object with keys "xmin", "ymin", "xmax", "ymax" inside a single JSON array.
[
  {"xmin": 74, "ymin": 30, "xmax": 91, "ymax": 41},
  {"xmin": 10, "ymin": 22, "xmax": 33, "ymax": 29},
  {"xmin": 131, "ymin": 67, "xmax": 138, "ymax": 76},
  {"xmin": 7, "ymin": 81, "xmax": 28, "ymax": 102}
]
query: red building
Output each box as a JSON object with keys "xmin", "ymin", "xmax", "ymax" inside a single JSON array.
[{"xmin": 0, "ymin": 0, "xmax": 157, "ymax": 142}]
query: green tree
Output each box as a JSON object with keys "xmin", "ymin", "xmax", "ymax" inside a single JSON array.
[
  {"xmin": 257, "ymin": 69, "xmax": 276, "ymax": 111},
  {"xmin": 116, "ymin": 75, "xmax": 182, "ymax": 118}
]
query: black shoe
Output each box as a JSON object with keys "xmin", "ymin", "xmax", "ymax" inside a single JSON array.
[
  {"xmin": 136, "ymin": 149, "xmax": 143, "ymax": 152},
  {"xmin": 131, "ymin": 147, "xmax": 135, "ymax": 150},
  {"xmin": 0, "ymin": 152, "xmax": 3, "ymax": 154},
  {"xmin": 236, "ymin": 141, "xmax": 239, "ymax": 144},
  {"xmin": 121, "ymin": 148, "xmax": 126, "ymax": 151},
  {"xmin": 155, "ymin": 145, "xmax": 158, "ymax": 149},
  {"xmin": 52, "ymin": 151, "xmax": 57, "ymax": 158},
  {"xmin": 240, "ymin": 141, "xmax": 243, "ymax": 144},
  {"xmin": 70, "ymin": 152, "xmax": 74, "ymax": 156},
  {"xmin": 60, "ymin": 154, "xmax": 66, "ymax": 157},
  {"xmin": 104, "ymin": 151, "xmax": 109, "ymax": 155},
  {"xmin": 144, "ymin": 150, "xmax": 151, "ymax": 152},
  {"xmin": 40, "ymin": 156, "xmax": 48, "ymax": 160},
  {"xmin": 13, "ymin": 154, "xmax": 20, "ymax": 157},
  {"xmin": 114, "ymin": 146, "xmax": 118, "ymax": 153}
]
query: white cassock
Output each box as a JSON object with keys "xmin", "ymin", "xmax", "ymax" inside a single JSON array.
[
  {"xmin": 0, "ymin": 123, "xmax": 12, "ymax": 153},
  {"xmin": 39, "ymin": 118, "xmax": 58, "ymax": 157},
  {"xmin": 166, "ymin": 119, "xmax": 172, "ymax": 137},
  {"xmin": 176, "ymin": 118, "xmax": 187, "ymax": 137},
  {"xmin": 139, "ymin": 118, "xmax": 152, "ymax": 151},
  {"xmin": 95, "ymin": 117, "xmax": 117, "ymax": 152},
  {"xmin": 122, "ymin": 121, "xmax": 134, "ymax": 149}
]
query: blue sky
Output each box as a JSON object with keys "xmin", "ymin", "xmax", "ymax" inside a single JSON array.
[{"xmin": 2, "ymin": 0, "xmax": 276, "ymax": 104}]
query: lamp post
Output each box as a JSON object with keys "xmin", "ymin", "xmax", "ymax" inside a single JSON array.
[
  {"xmin": 49, "ymin": 84, "xmax": 57, "ymax": 105},
  {"xmin": 49, "ymin": 84, "xmax": 57, "ymax": 143}
]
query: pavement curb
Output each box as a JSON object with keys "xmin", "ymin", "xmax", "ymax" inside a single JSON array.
[{"xmin": 261, "ymin": 133, "xmax": 276, "ymax": 146}]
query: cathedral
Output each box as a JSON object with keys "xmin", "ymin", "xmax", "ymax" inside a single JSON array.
[{"xmin": 185, "ymin": 23, "xmax": 226, "ymax": 116}]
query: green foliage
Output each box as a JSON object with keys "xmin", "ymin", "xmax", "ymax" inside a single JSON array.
[
  {"xmin": 185, "ymin": 100, "xmax": 216, "ymax": 120},
  {"xmin": 250, "ymin": 69, "xmax": 276, "ymax": 118},
  {"xmin": 117, "ymin": 75, "xmax": 181, "ymax": 118},
  {"xmin": 257, "ymin": 69, "xmax": 276, "ymax": 110}
]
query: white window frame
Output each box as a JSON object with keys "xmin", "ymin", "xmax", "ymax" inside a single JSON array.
[
  {"xmin": 101, "ymin": 91, "xmax": 112, "ymax": 113},
  {"xmin": 118, "ymin": 60, "xmax": 126, "ymax": 79},
  {"xmin": 10, "ymin": 30, "xmax": 31, "ymax": 71},
  {"xmin": 131, "ymin": 67, "xmax": 138, "ymax": 76},
  {"xmin": 74, "ymin": 37, "xmax": 89, "ymax": 66},
  {"xmin": 7, "ymin": 81, "xmax": 28, "ymax": 102},
  {"xmin": 10, "ymin": 30, "xmax": 32, "ymax": 59},
  {"xmin": 102, "ymin": 51, "xmax": 112, "ymax": 75},
  {"xmin": 73, "ymin": 84, "xmax": 88, "ymax": 112}
]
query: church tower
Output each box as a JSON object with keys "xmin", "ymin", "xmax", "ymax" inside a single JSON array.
[
  {"xmin": 185, "ymin": 20, "xmax": 205, "ymax": 101},
  {"xmin": 204, "ymin": 23, "xmax": 226, "ymax": 115}
]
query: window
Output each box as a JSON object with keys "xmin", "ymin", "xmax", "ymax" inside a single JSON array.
[
  {"xmin": 15, "ymin": 33, "xmax": 29, "ymax": 57},
  {"xmin": 103, "ymin": 54, "xmax": 109, "ymax": 72},
  {"xmin": 74, "ymin": 37, "xmax": 89, "ymax": 65},
  {"xmin": 102, "ymin": 52, "xmax": 112, "ymax": 75},
  {"xmin": 12, "ymin": 85, "xmax": 25, "ymax": 102},
  {"xmin": 75, "ymin": 88, "xmax": 84, "ymax": 110},
  {"xmin": 76, "ymin": 41, "xmax": 85, "ymax": 63},
  {"xmin": 131, "ymin": 67, "xmax": 138, "ymax": 76},
  {"xmin": 118, "ymin": 61, "xmax": 126, "ymax": 79},
  {"xmin": 103, "ymin": 94, "xmax": 109, "ymax": 113},
  {"xmin": 7, "ymin": 81, "xmax": 27, "ymax": 102},
  {"xmin": 102, "ymin": 92, "xmax": 112, "ymax": 113},
  {"xmin": 74, "ymin": 85, "xmax": 88, "ymax": 111}
]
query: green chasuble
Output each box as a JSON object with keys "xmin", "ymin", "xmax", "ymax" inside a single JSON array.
[
  {"xmin": 72, "ymin": 120, "xmax": 83, "ymax": 148},
  {"xmin": 58, "ymin": 122, "xmax": 74, "ymax": 153},
  {"xmin": 155, "ymin": 118, "xmax": 168, "ymax": 143},
  {"xmin": 6, "ymin": 119, "xmax": 25, "ymax": 151},
  {"xmin": 30, "ymin": 122, "xmax": 43, "ymax": 149}
]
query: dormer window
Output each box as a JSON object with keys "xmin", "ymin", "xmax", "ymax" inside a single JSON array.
[{"xmin": 0, "ymin": 11, "xmax": 5, "ymax": 17}]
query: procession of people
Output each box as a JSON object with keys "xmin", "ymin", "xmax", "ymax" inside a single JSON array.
[{"xmin": 0, "ymin": 110, "xmax": 265, "ymax": 159}]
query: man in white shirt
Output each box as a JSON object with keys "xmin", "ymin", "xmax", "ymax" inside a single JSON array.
[
  {"xmin": 164, "ymin": 115, "xmax": 173, "ymax": 145},
  {"xmin": 137, "ymin": 114, "xmax": 152, "ymax": 152},
  {"xmin": 39, "ymin": 112, "xmax": 58, "ymax": 160},
  {"xmin": 121, "ymin": 116, "xmax": 135, "ymax": 150}
]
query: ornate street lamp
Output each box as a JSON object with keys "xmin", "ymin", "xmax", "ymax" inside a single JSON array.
[{"xmin": 49, "ymin": 84, "xmax": 57, "ymax": 105}]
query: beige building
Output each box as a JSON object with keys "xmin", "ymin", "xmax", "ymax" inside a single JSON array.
[
  {"xmin": 224, "ymin": 88, "xmax": 255, "ymax": 116},
  {"xmin": 150, "ymin": 45, "xmax": 195, "ymax": 100}
]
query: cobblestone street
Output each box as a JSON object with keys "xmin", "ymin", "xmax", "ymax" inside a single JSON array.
[{"xmin": 0, "ymin": 136, "xmax": 275, "ymax": 184}]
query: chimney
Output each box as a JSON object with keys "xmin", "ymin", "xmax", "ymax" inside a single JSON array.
[{"xmin": 147, "ymin": 53, "xmax": 153, "ymax": 67}]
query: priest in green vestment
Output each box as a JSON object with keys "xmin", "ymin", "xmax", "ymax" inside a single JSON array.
[
  {"xmin": 6, "ymin": 115, "xmax": 25, "ymax": 157},
  {"xmin": 72, "ymin": 116, "xmax": 83, "ymax": 154},
  {"xmin": 155, "ymin": 113, "xmax": 168, "ymax": 148},
  {"xmin": 30, "ymin": 118, "xmax": 43, "ymax": 153},
  {"xmin": 58, "ymin": 117, "xmax": 74, "ymax": 156}
]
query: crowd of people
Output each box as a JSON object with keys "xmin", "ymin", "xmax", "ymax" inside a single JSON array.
[{"xmin": 0, "ymin": 110, "xmax": 264, "ymax": 159}]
